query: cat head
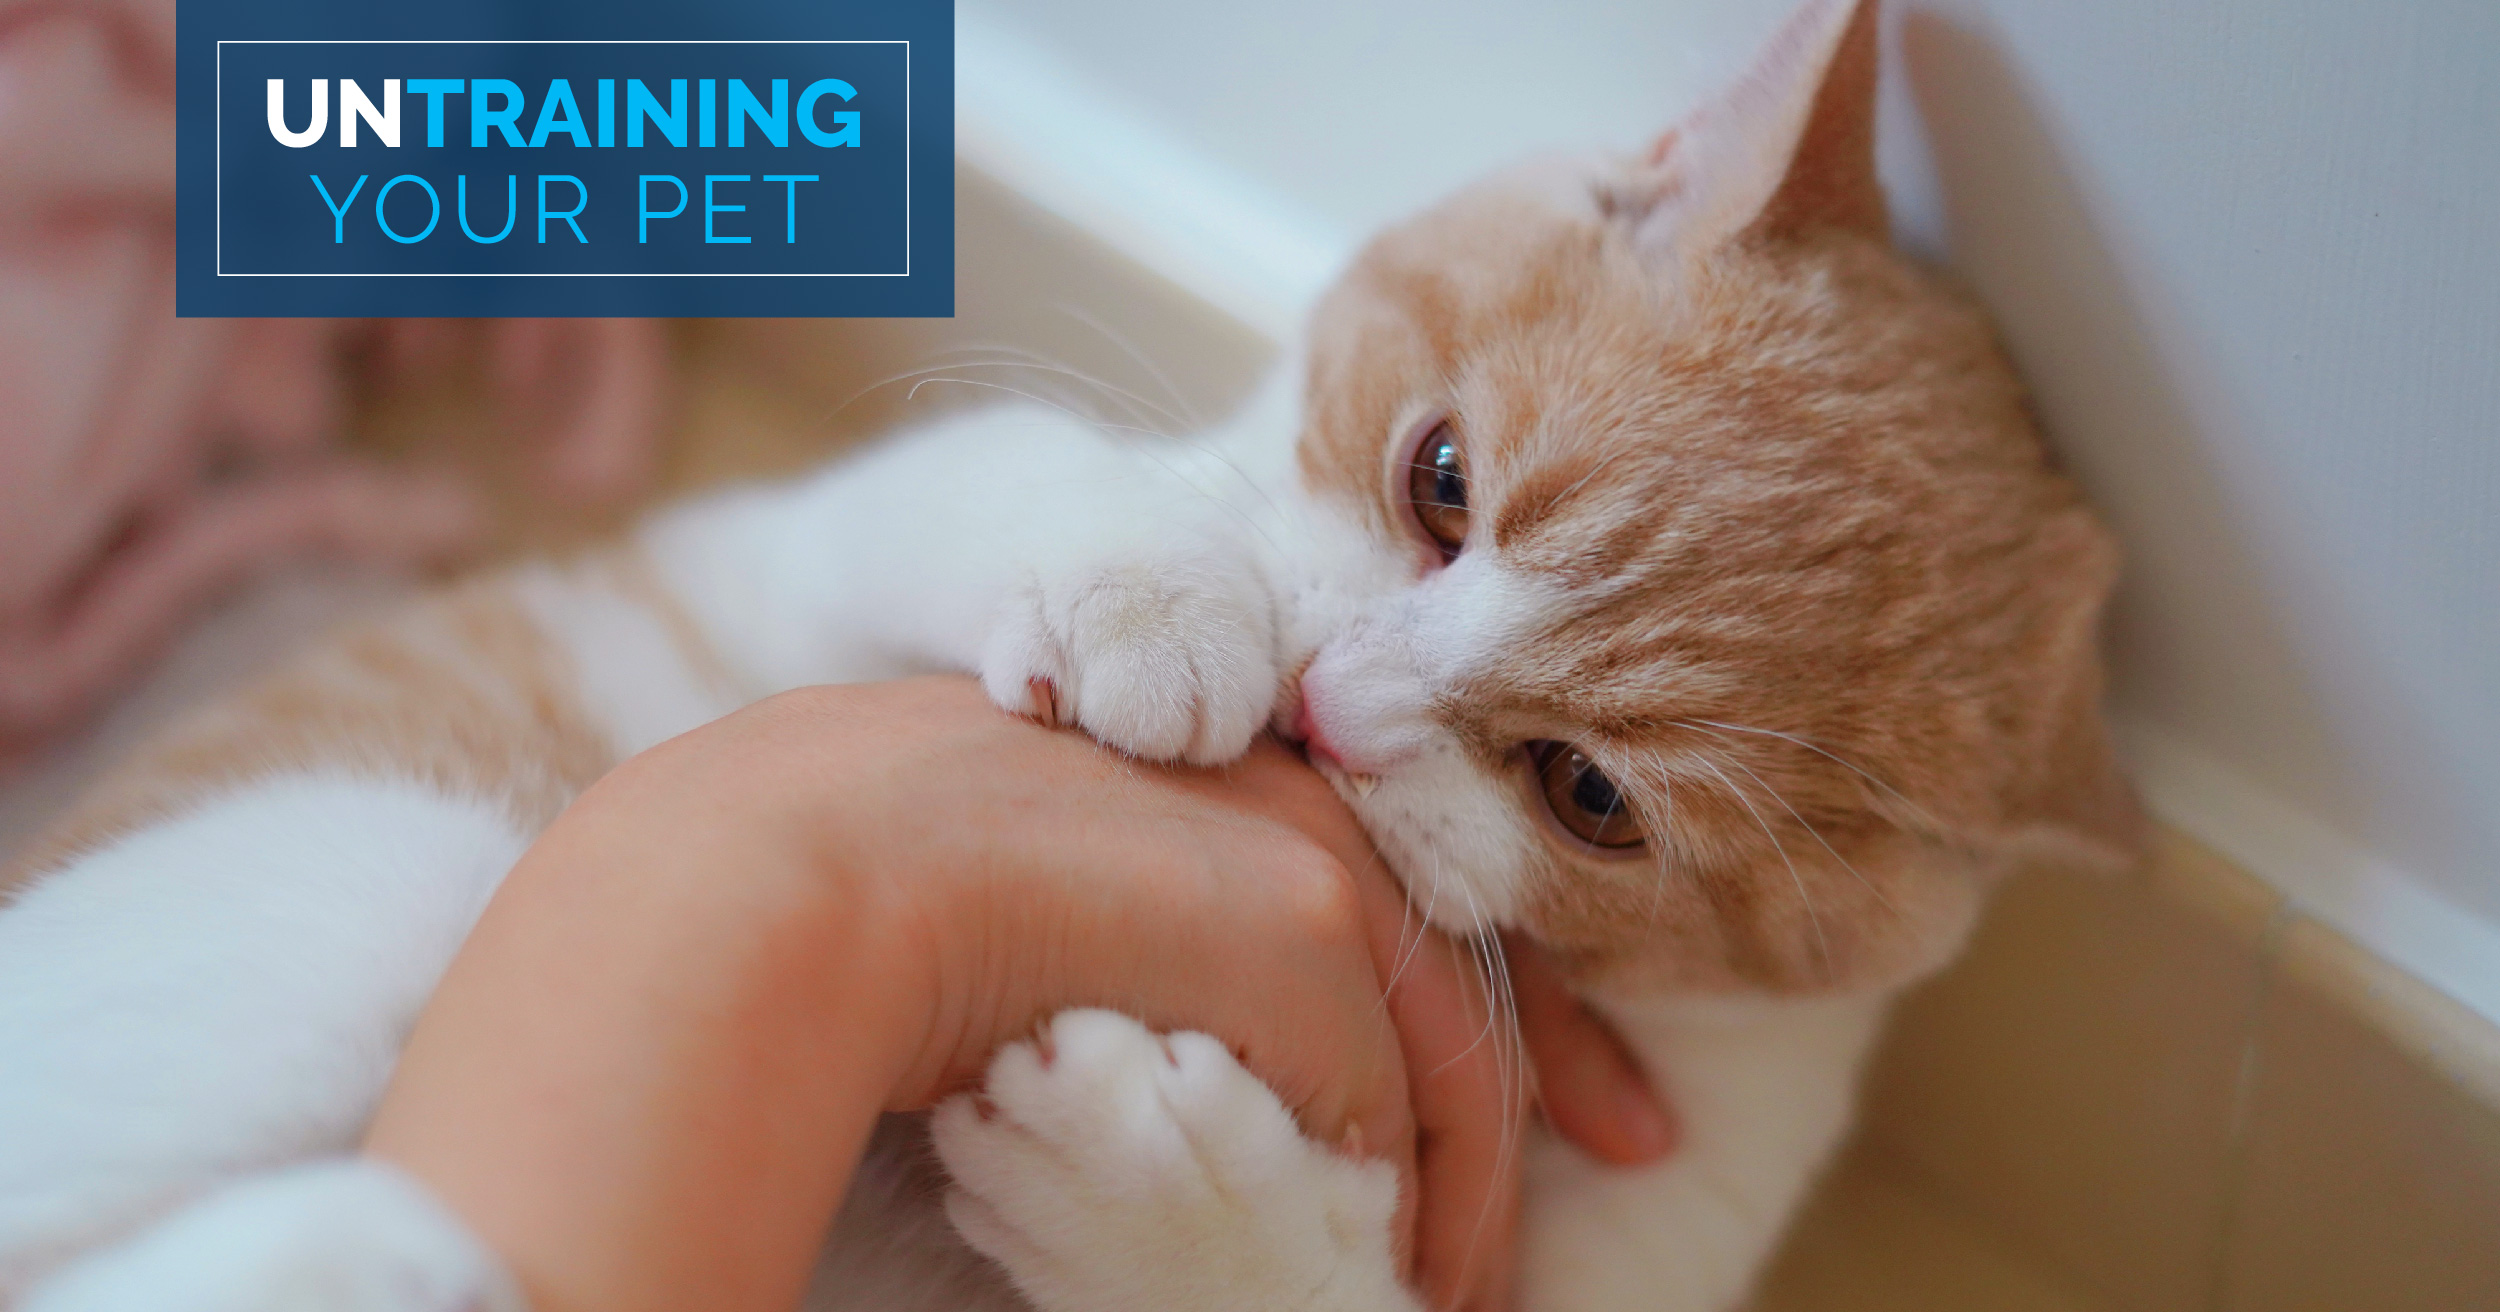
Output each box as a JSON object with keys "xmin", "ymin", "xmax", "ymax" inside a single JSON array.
[{"xmin": 1282, "ymin": 0, "xmax": 2144, "ymax": 995}]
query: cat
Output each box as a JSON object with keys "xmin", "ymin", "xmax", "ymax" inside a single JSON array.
[{"xmin": 0, "ymin": 0, "xmax": 2142, "ymax": 1308}]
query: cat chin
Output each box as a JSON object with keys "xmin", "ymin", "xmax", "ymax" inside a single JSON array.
[{"xmin": 1333, "ymin": 750, "xmax": 1545, "ymax": 936}]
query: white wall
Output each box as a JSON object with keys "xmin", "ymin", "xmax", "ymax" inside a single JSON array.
[{"xmin": 962, "ymin": 0, "xmax": 2500, "ymax": 1013}]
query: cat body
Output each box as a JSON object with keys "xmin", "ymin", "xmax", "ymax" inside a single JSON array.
[
  {"xmin": 0, "ymin": 394, "xmax": 1888, "ymax": 1312},
  {"xmin": 0, "ymin": 2, "xmax": 2139, "ymax": 1309}
]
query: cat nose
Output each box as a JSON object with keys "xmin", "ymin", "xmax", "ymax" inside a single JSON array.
[
  {"xmin": 1285, "ymin": 686, "xmax": 1346, "ymax": 772},
  {"xmin": 1291, "ymin": 670, "xmax": 1415, "ymax": 778}
]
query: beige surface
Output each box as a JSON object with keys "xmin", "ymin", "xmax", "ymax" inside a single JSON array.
[
  {"xmin": 2214, "ymin": 934, "xmax": 2500, "ymax": 1311},
  {"xmin": 1857, "ymin": 834, "xmax": 2277, "ymax": 1312},
  {"xmin": 1754, "ymin": 1153, "xmax": 2111, "ymax": 1312},
  {"xmin": 2274, "ymin": 914, "xmax": 2500, "ymax": 1114},
  {"xmin": 1841, "ymin": 824, "xmax": 2500, "ymax": 1312}
]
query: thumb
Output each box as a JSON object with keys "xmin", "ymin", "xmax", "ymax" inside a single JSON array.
[{"xmin": 1505, "ymin": 934, "xmax": 1677, "ymax": 1167}]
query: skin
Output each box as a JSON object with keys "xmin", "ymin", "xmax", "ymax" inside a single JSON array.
[{"xmin": 365, "ymin": 677, "xmax": 1673, "ymax": 1312}]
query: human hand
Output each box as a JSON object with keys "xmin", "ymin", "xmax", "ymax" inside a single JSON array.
[
  {"xmin": 699, "ymin": 678, "xmax": 1537, "ymax": 1309},
  {"xmin": 782, "ymin": 678, "xmax": 1671, "ymax": 1307},
  {"xmin": 1138, "ymin": 720, "xmax": 1675, "ymax": 1306},
  {"xmin": 367, "ymin": 677, "xmax": 1667, "ymax": 1312}
]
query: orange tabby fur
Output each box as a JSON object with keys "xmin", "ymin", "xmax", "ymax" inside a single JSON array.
[
  {"xmin": 1295, "ymin": 0, "xmax": 2139, "ymax": 994},
  {"xmin": 0, "ymin": 549, "xmax": 731, "ymax": 898}
]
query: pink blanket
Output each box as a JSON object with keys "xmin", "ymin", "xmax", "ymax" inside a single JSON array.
[{"xmin": 0, "ymin": 0, "xmax": 670, "ymax": 764}]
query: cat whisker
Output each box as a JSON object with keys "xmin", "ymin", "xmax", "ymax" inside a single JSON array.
[
  {"xmin": 906, "ymin": 368, "xmax": 1293, "ymax": 566},
  {"xmin": 900, "ymin": 376, "xmax": 1168, "ymax": 438},
  {"xmin": 1555, "ymin": 729, "xmax": 1685, "ymax": 929},
  {"xmin": 812, "ymin": 356, "xmax": 1153, "ymax": 440},
  {"xmin": 1438, "ymin": 887, "xmax": 1531, "ymax": 1216},
  {"xmin": 899, "ymin": 373, "xmax": 1302, "ymax": 561},
  {"xmin": 1374, "ymin": 847, "xmax": 1441, "ymax": 1010},
  {"xmin": 1441, "ymin": 882, "xmax": 1526, "ymax": 1294},
  {"xmin": 907, "ymin": 342, "xmax": 1272, "ymax": 508},
  {"xmin": 926, "ymin": 342, "xmax": 1192, "ymax": 431},
  {"xmin": 866, "ymin": 341, "xmax": 1177, "ymax": 424},
  {"xmin": 1673, "ymin": 718, "xmax": 1939, "ymax": 831},
  {"xmin": 1432, "ymin": 883, "xmax": 1506, "ymax": 1078},
  {"xmin": 1104, "ymin": 441, "xmax": 1296, "ymax": 579},
  {"xmin": 926, "ymin": 341, "xmax": 1295, "ymax": 544},
  {"xmin": 1683, "ymin": 733, "xmax": 1901, "ymax": 917},
  {"xmin": 1640, "ymin": 800, "xmax": 1680, "ymax": 929},
  {"xmin": 826, "ymin": 353, "xmax": 1296, "ymax": 566},
  {"xmin": 810, "ymin": 353, "xmax": 1155, "ymax": 438},
  {"xmin": 1049, "ymin": 304, "xmax": 1203, "ymax": 430},
  {"xmin": 1695, "ymin": 756, "xmax": 1832, "ymax": 983}
]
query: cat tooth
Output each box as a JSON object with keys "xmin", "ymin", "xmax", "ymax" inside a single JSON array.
[{"xmin": 1348, "ymin": 773, "xmax": 1380, "ymax": 798}]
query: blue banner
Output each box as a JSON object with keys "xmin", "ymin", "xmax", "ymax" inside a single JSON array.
[{"xmin": 179, "ymin": 0, "xmax": 952, "ymax": 316}]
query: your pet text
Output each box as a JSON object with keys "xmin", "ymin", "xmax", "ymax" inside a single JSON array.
[{"xmin": 268, "ymin": 77, "xmax": 858, "ymax": 247}]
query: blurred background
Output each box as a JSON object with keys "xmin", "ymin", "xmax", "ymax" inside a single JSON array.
[{"xmin": 3, "ymin": 1, "xmax": 2496, "ymax": 1309}]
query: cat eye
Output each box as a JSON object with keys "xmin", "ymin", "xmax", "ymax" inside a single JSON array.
[
  {"xmin": 1404, "ymin": 419, "xmax": 1470, "ymax": 560},
  {"xmin": 1528, "ymin": 741, "xmax": 1647, "ymax": 850}
]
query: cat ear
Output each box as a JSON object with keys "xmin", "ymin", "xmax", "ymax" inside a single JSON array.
[
  {"xmin": 2006, "ymin": 683, "xmax": 2148, "ymax": 877},
  {"xmin": 1994, "ymin": 511, "xmax": 2150, "ymax": 877},
  {"xmin": 1619, "ymin": 0, "xmax": 1887, "ymax": 256}
]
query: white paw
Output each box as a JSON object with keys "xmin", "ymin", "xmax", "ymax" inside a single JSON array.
[
  {"xmin": 22, "ymin": 1160, "xmax": 525, "ymax": 1312},
  {"xmin": 931, "ymin": 1010, "xmax": 1411, "ymax": 1312},
  {"xmin": 980, "ymin": 546, "xmax": 1279, "ymax": 765}
]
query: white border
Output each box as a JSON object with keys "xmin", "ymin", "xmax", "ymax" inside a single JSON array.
[{"xmin": 216, "ymin": 39, "xmax": 911, "ymax": 277}]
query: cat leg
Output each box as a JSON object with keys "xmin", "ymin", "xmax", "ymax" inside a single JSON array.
[
  {"xmin": 931, "ymin": 1009, "xmax": 1421, "ymax": 1312},
  {"xmin": 645, "ymin": 401, "xmax": 1288, "ymax": 764},
  {"xmin": 19, "ymin": 1160, "xmax": 523, "ymax": 1312},
  {"xmin": 0, "ymin": 777, "xmax": 527, "ymax": 1297}
]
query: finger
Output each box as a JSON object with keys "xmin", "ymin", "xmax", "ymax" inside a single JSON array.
[
  {"xmin": 830, "ymin": 703, "xmax": 1419, "ymax": 1193},
  {"xmin": 1175, "ymin": 741, "xmax": 1530, "ymax": 1307},
  {"xmin": 1151, "ymin": 738, "xmax": 1400, "ymax": 1126},
  {"xmin": 1155, "ymin": 742, "xmax": 1432, "ymax": 1264},
  {"xmin": 1352, "ymin": 863, "xmax": 1525, "ymax": 1311},
  {"xmin": 1242, "ymin": 832, "xmax": 1422, "ymax": 1259},
  {"xmin": 1504, "ymin": 933, "xmax": 1677, "ymax": 1167}
]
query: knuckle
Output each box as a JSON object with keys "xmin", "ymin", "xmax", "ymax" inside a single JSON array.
[{"xmin": 1271, "ymin": 842, "xmax": 1365, "ymax": 944}]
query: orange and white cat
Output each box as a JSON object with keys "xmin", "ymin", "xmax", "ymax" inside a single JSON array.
[{"xmin": 0, "ymin": 2, "xmax": 2139, "ymax": 1309}]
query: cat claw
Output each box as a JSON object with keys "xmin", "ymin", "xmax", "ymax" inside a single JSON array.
[
  {"xmin": 979, "ymin": 552, "xmax": 1279, "ymax": 766},
  {"xmin": 1020, "ymin": 676, "xmax": 1064, "ymax": 727}
]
